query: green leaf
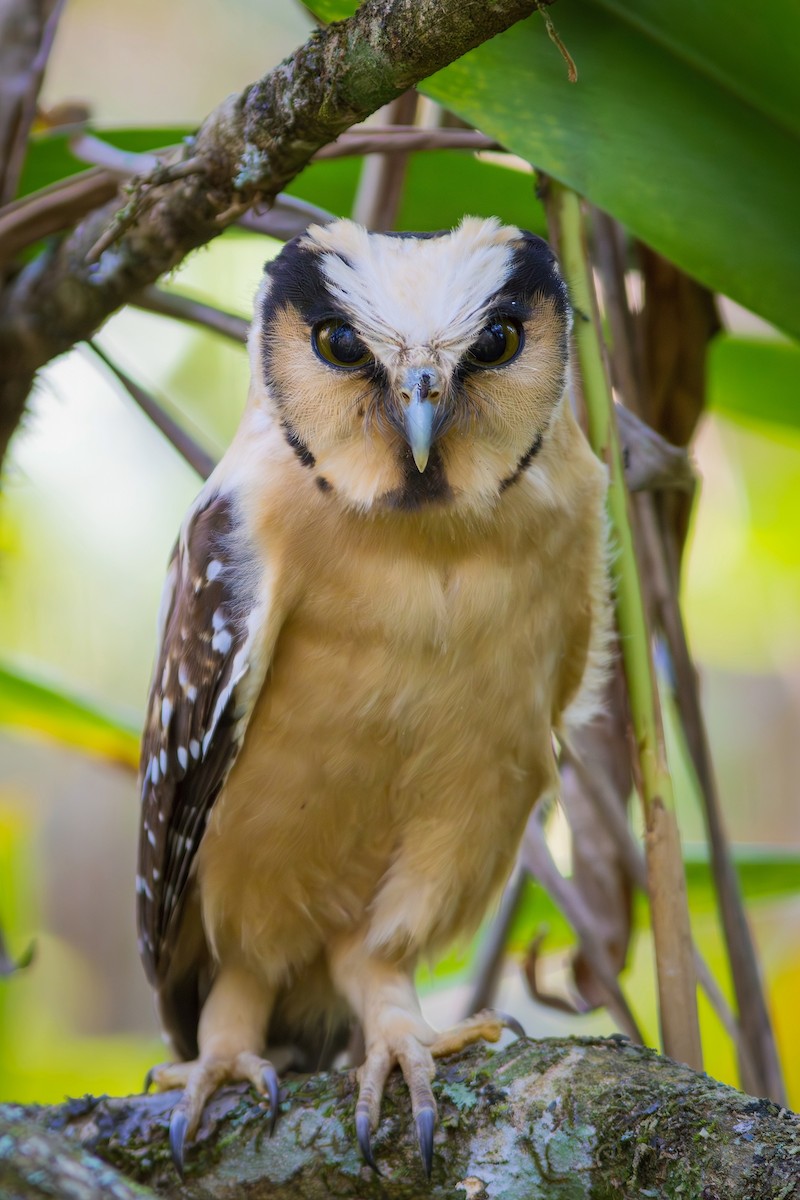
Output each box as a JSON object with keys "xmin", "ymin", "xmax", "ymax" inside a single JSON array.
[
  {"xmin": 0, "ymin": 660, "xmax": 139, "ymax": 769},
  {"xmin": 312, "ymin": 1, "xmax": 800, "ymax": 340},
  {"xmin": 708, "ymin": 337, "xmax": 800, "ymax": 433}
]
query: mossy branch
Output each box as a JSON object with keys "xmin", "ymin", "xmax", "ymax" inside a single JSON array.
[{"xmin": 1, "ymin": 1039, "xmax": 798, "ymax": 1198}]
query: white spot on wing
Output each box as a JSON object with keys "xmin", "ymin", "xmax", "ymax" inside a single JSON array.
[
  {"xmin": 161, "ymin": 697, "xmax": 173, "ymax": 729},
  {"xmin": 206, "ymin": 559, "xmax": 223, "ymax": 581},
  {"xmin": 177, "ymin": 745, "xmax": 188, "ymax": 770},
  {"xmin": 189, "ymin": 738, "xmax": 201, "ymax": 760},
  {"xmin": 212, "ymin": 627, "xmax": 233, "ymax": 654}
]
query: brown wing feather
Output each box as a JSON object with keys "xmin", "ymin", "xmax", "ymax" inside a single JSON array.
[{"xmin": 136, "ymin": 490, "xmax": 259, "ymax": 985}]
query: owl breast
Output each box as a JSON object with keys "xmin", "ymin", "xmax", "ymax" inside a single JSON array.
[{"xmin": 196, "ymin": 516, "xmax": 562, "ymax": 981}]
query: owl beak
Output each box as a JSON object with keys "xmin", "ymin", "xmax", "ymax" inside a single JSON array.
[{"xmin": 400, "ymin": 368, "xmax": 440, "ymax": 473}]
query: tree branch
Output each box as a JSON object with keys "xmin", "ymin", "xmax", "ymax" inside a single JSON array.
[
  {"xmin": 0, "ymin": 0, "xmax": 542, "ymax": 468},
  {"xmin": 1, "ymin": 1040, "xmax": 796, "ymax": 1198}
]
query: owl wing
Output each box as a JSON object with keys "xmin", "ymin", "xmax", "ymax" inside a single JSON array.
[{"xmin": 136, "ymin": 488, "xmax": 274, "ymax": 987}]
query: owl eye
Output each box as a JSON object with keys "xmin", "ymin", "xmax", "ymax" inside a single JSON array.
[
  {"xmin": 313, "ymin": 320, "xmax": 373, "ymax": 368},
  {"xmin": 467, "ymin": 317, "xmax": 523, "ymax": 367}
]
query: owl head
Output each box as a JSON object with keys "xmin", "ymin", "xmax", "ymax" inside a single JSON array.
[{"xmin": 249, "ymin": 217, "xmax": 571, "ymax": 515}]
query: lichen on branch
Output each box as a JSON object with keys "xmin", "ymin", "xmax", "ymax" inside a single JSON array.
[{"xmin": 1, "ymin": 1039, "xmax": 797, "ymax": 1199}]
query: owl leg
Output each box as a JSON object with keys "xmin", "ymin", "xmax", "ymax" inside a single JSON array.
[
  {"xmin": 330, "ymin": 936, "xmax": 520, "ymax": 1178},
  {"xmin": 146, "ymin": 964, "xmax": 278, "ymax": 1176}
]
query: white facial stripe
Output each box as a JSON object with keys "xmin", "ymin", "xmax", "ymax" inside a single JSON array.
[{"xmin": 311, "ymin": 218, "xmax": 519, "ymax": 366}]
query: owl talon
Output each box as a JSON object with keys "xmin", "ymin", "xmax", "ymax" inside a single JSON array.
[
  {"xmin": 495, "ymin": 1010, "xmax": 526, "ymax": 1040},
  {"xmin": 356, "ymin": 1105, "xmax": 379, "ymax": 1172},
  {"xmin": 169, "ymin": 1108, "xmax": 189, "ymax": 1178},
  {"xmin": 416, "ymin": 1107, "xmax": 436, "ymax": 1179},
  {"xmin": 263, "ymin": 1064, "xmax": 280, "ymax": 1134},
  {"xmin": 146, "ymin": 1050, "xmax": 282, "ymax": 1172}
]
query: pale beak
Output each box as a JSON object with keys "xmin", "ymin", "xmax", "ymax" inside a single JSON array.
[{"xmin": 401, "ymin": 368, "xmax": 440, "ymax": 473}]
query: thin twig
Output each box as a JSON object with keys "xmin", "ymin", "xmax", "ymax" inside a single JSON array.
[
  {"xmin": 534, "ymin": 0, "xmax": 578, "ymax": 82},
  {"xmin": 132, "ymin": 286, "xmax": 248, "ymax": 344},
  {"xmin": 0, "ymin": 167, "xmax": 119, "ymax": 266},
  {"xmin": 520, "ymin": 813, "xmax": 644, "ymax": 1041},
  {"xmin": 461, "ymin": 867, "xmax": 528, "ymax": 1018},
  {"xmin": 317, "ymin": 125, "xmax": 498, "ymax": 159},
  {"xmin": 236, "ymin": 194, "xmax": 335, "ymax": 240},
  {"xmin": 69, "ymin": 132, "xmax": 160, "ymax": 177},
  {"xmin": 86, "ymin": 342, "xmax": 217, "ymax": 480}
]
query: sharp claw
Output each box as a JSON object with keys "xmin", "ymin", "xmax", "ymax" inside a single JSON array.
[
  {"xmin": 416, "ymin": 1107, "xmax": 435, "ymax": 1179},
  {"xmin": 263, "ymin": 1064, "xmax": 280, "ymax": 1135},
  {"xmin": 496, "ymin": 1010, "xmax": 526, "ymax": 1039},
  {"xmin": 169, "ymin": 1108, "xmax": 189, "ymax": 1179},
  {"xmin": 143, "ymin": 1067, "xmax": 155, "ymax": 1093},
  {"xmin": 356, "ymin": 1107, "xmax": 379, "ymax": 1173}
]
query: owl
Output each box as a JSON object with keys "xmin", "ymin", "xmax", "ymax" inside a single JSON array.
[{"xmin": 137, "ymin": 217, "xmax": 610, "ymax": 1175}]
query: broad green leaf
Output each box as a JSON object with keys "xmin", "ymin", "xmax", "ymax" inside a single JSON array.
[
  {"xmin": 312, "ymin": 1, "xmax": 800, "ymax": 341},
  {"xmin": 593, "ymin": 0, "xmax": 799, "ymax": 139},
  {"xmin": 708, "ymin": 337, "xmax": 800, "ymax": 434},
  {"xmin": 0, "ymin": 661, "xmax": 139, "ymax": 769}
]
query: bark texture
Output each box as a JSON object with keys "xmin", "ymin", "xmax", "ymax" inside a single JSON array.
[
  {"xmin": 0, "ymin": 0, "xmax": 543, "ymax": 466},
  {"xmin": 1, "ymin": 1039, "xmax": 798, "ymax": 1199}
]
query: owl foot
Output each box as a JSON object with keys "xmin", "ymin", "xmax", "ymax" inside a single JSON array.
[
  {"xmin": 429, "ymin": 1007, "xmax": 525, "ymax": 1057},
  {"xmin": 145, "ymin": 1052, "xmax": 280, "ymax": 1176},
  {"xmin": 356, "ymin": 1008, "xmax": 524, "ymax": 1177}
]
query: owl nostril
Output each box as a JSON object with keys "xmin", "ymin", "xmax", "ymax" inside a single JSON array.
[{"xmin": 400, "ymin": 369, "xmax": 441, "ymax": 404}]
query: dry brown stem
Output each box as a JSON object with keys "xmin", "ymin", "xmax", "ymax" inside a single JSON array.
[{"xmin": 0, "ymin": 0, "xmax": 66, "ymax": 206}]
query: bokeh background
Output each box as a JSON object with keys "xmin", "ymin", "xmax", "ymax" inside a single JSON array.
[{"xmin": 1, "ymin": 0, "xmax": 798, "ymax": 1109}]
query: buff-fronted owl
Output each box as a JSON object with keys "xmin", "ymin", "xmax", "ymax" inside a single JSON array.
[{"xmin": 137, "ymin": 217, "xmax": 610, "ymax": 1175}]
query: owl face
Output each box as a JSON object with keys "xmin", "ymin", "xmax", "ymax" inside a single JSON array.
[{"xmin": 251, "ymin": 217, "xmax": 570, "ymax": 515}]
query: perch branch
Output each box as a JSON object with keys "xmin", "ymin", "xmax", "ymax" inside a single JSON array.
[{"xmin": 1, "ymin": 1040, "xmax": 796, "ymax": 1198}]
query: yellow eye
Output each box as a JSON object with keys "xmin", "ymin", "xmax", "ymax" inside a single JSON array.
[
  {"xmin": 313, "ymin": 320, "xmax": 373, "ymax": 369},
  {"xmin": 467, "ymin": 317, "xmax": 523, "ymax": 367}
]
